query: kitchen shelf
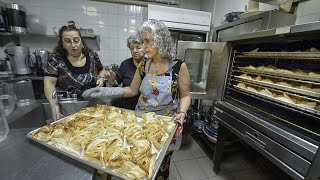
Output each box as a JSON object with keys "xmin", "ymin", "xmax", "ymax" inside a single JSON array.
[{"xmin": 0, "ymin": 32, "xmax": 101, "ymax": 50}]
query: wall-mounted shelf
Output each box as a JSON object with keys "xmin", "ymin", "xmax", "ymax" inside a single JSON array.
[{"xmin": 0, "ymin": 32, "xmax": 101, "ymax": 50}]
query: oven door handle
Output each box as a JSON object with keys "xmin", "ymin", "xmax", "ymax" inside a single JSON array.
[{"xmin": 245, "ymin": 131, "xmax": 266, "ymax": 149}]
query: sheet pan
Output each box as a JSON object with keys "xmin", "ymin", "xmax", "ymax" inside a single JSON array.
[
  {"xmin": 26, "ymin": 110, "xmax": 177, "ymax": 180},
  {"xmin": 238, "ymin": 67, "xmax": 320, "ymax": 83}
]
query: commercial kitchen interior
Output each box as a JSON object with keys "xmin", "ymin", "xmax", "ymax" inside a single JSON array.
[{"xmin": 1, "ymin": 0, "xmax": 320, "ymax": 180}]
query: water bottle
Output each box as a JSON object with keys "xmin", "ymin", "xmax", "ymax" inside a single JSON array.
[{"xmin": 0, "ymin": 101, "xmax": 9, "ymax": 142}]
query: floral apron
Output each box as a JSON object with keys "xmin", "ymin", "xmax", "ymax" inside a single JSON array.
[{"xmin": 136, "ymin": 62, "xmax": 183, "ymax": 151}]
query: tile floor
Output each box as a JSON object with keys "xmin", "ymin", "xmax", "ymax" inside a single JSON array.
[
  {"xmin": 168, "ymin": 136, "xmax": 294, "ymax": 180},
  {"xmin": 111, "ymin": 136, "xmax": 294, "ymax": 180}
]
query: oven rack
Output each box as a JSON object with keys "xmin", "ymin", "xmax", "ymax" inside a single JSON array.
[
  {"xmin": 225, "ymin": 92, "xmax": 320, "ymax": 137},
  {"xmin": 229, "ymin": 82, "xmax": 320, "ymax": 116},
  {"xmin": 234, "ymin": 75, "xmax": 320, "ymax": 99},
  {"xmin": 232, "ymin": 79, "xmax": 320, "ymax": 104},
  {"xmin": 235, "ymin": 51, "xmax": 320, "ymax": 60},
  {"xmin": 237, "ymin": 67, "xmax": 320, "ymax": 83},
  {"xmin": 233, "ymin": 70, "xmax": 320, "ymax": 86}
]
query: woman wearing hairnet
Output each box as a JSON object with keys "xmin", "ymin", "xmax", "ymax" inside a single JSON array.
[
  {"xmin": 83, "ymin": 19, "xmax": 191, "ymax": 179},
  {"xmin": 105, "ymin": 34, "xmax": 145, "ymax": 110}
]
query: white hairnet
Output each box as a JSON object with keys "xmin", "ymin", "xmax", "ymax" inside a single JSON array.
[{"xmin": 138, "ymin": 19, "xmax": 176, "ymax": 60}]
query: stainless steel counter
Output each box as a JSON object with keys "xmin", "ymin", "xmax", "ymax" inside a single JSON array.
[
  {"xmin": 0, "ymin": 74, "xmax": 43, "ymax": 81},
  {"xmin": 7, "ymin": 100, "xmax": 45, "ymax": 124},
  {"xmin": 0, "ymin": 128, "xmax": 95, "ymax": 180}
]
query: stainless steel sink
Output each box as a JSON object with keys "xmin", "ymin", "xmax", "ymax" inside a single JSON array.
[
  {"xmin": 42, "ymin": 101, "xmax": 90, "ymax": 120},
  {"xmin": 9, "ymin": 101, "xmax": 90, "ymax": 129}
]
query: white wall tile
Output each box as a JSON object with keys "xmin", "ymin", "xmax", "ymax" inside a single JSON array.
[
  {"xmin": 118, "ymin": 50, "xmax": 130, "ymax": 63},
  {"xmin": 55, "ymin": 0, "xmax": 86, "ymax": 11},
  {"xmin": 118, "ymin": 39, "xmax": 127, "ymax": 51},
  {"xmin": 108, "ymin": 27, "xmax": 119, "ymax": 38},
  {"xmin": 106, "ymin": 3, "xmax": 118, "ymax": 14},
  {"xmin": 28, "ymin": 6, "xmax": 56, "ymax": 22},
  {"xmin": 302, "ymin": 0, "xmax": 320, "ymax": 16},
  {"xmin": 117, "ymin": 4, "xmax": 127, "ymax": 15},
  {"xmin": 109, "ymin": 38, "xmax": 119, "ymax": 51},
  {"xmin": 98, "ymin": 13, "xmax": 117, "ymax": 26},
  {"xmin": 117, "ymin": 15, "xmax": 128, "ymax": 27},
  {"xmin": 86, "ymin": 1, "xmax": 108, "ymax": 13},
  {"xmin": 118, "ymin": 27, "xmax": 129, "ymax": 40},
  {"xmin": 99, "ymin": 37, "xmax": 110, "ymax": 50},
  {"xmin": 109, "ymin": 50, "xmax": 118, "ymax": 64},
  {"xmin": 96, "ymin": 50, "xmax": 109, "ymax": 66},
  {"xmin": 98, "ymin": 25, "xmax": 109, "ymax": 38}
]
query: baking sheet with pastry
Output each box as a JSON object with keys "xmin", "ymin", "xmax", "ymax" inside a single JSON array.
[
  {"xmin": 234, "ymin": 75, "xmax": 320, "ymax": 98},
  {"xmin": 27, "ymin": 105, "xmax": 178, "ymax": 180},
  {"xmin": 234, "ymin": 82, "xmax": 320, "ymax": 115},
  {"xmin": 236, "ymin": 51, "xmax": 320, "ymax": 60},
  {"xmin": 238, "ymin": 67, "xmax": 320, "ymax": 83}
]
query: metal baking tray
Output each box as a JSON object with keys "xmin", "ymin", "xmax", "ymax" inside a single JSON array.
[
  {"xmin": 235, "ymin": 51, "xmax": 320, "ymax": 60},
  {"xmin": 233, "ymin": 70, "xmax": 320, "ymax": 86},
  {"xmin": 233, "ymin": 83, "xmax": 320, "ymax": 116},
  {"xmin": 238, "ymin": 67, "xmax": 320, "ymax": 83},
  {"xmin": 27, "ymin": 111, "xmax": 177, "ymax": 180},
  {"xmin": 234, "ymin": 76, "xmax": 320, "ymax": 98}
]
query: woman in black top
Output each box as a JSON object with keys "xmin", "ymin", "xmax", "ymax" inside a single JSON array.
[
  {"xmin": 106, "ymin": 35, "xmax": 145, "ymax": 110},
  {"xmin": 44, "ymin": 24, "xmax": 106, "ymax": 118}
]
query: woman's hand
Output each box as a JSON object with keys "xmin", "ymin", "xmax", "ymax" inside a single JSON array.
[
  {"xmin": 105, "ymin": 70, "xmax": 116, "ymax": 82},
  {"xmin": 96, "ymin": 78, "xmax": 104, "ymax": 87},
  {"xmin": 174, "ymin": 111, "xmax": 186, "ymax": 126}
]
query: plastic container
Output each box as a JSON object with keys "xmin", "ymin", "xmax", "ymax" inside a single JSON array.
[{"xmin": 14, "ymin": 79, "xmax": 35, "ymax": 106}]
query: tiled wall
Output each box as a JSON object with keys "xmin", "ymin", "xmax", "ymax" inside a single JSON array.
[
  {"xmin": 295, "ymin": 0, "xmax": 320, "ymax": 25},
  {"xmin": 0, "ymin": 0, "xmax": 147, "ymax": 66}
]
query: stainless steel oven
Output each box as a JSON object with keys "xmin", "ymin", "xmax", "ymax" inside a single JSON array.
[{"xmin": 182, "ymin": 22, "xmax": 320, "ymax": 180}]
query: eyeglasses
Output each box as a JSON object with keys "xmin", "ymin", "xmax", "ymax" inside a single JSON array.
[{"xmin": 62, "ymin": 37, "xmax": 81, "ymax": 46}]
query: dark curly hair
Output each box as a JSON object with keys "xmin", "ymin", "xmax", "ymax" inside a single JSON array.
[{"xmin": 53, "ymin": 25, "xmax": 91, "ymax": 56}]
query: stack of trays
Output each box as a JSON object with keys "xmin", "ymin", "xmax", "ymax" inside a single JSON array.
[{"xmin": 203, "ymin": 124, "xmax": 218, "ymax": 143}]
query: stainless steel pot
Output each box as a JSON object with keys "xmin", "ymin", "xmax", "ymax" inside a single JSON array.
[
  {"xmin": 5, "ymin": 3, "xmax": 27, "ymax": 33},
  {"xmin": 5, "ymin": 46, "xmax": 33, "ymax": 75}
]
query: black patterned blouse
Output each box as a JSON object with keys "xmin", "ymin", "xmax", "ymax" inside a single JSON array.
[{"xmin": 44, "ymin": 52, "xmax": 103, "ymax": 96}]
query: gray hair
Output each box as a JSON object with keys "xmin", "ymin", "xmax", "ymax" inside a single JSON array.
[
  {"xmin": 138, "ymin": 19, "xmax": 176, "ymax": 60},
  {"xmin": 127, "ymin": 34, "xmax": 142, "ymax": 48}
]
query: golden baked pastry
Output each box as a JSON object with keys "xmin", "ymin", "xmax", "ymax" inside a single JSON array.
[
  {"xmin": 261, "ymin": 78, "xmax": 273, "ymax": 84},
  {"xmin": 236, "ymin": 83, "xmax": 246, "ymax": 89},
  {"xmin": 259, "ymin": 89, "xmax": 274, "ymax": 97},
  {"xmin": 244, "ymin": 65, "xmax": 256, "ymax": 69},
  {"xmin": 32, "ymin": 104, "xmax": 176, "ymax": 180},
  {"xmin": 117, "ymin": 161, "xmax": 147, "ymax": 179},
  {"xmin": 239, "ymin": 74, "xmax": 253, "ymax": 80},
  {"xmin": 130, "ymin": 139, "xmax": 151, "ymax": 159},
  {"xmin": 136, "ymin": 153, "xmax": 157, "ymax": 179}
]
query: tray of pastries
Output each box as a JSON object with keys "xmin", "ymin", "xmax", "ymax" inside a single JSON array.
[
  {"xmin": 238, "ymin": 65, "xmax": 320, "ymax": 83},
  {"xmin": 234, "ymin": 82, "xmax": 320, "ymax": 115},
  {"xmin": 235, "ymin": 74, "xmax": 320, "ymax": 98},
  {"xmin": 27, "ymin": 105, "xmax": 177, "ymax": 180}
]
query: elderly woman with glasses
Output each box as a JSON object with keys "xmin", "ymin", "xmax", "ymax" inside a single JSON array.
[
  {"xmin": 105, "ymin": 34, "xmax": 146, "ymax": 110},
  {"xmin": 43, "ymin": 24, "xmax": 106, "ymax": 119},
  {"xmin": 83, "ymin": 19, "xmax": 191, "ymax": 179}
]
